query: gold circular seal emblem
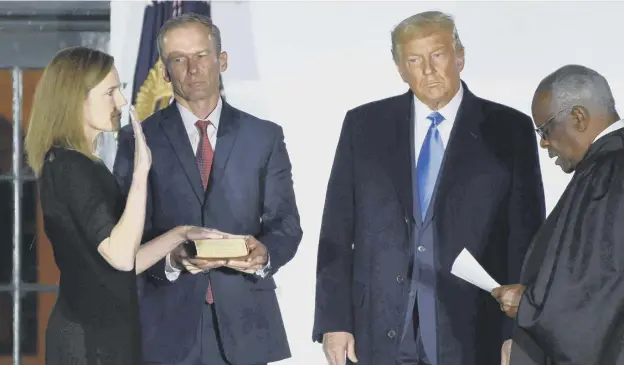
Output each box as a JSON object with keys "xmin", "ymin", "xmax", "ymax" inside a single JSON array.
[{"xmin": 133, "ymin": 59, "xmax": 173, "ymax": 121}]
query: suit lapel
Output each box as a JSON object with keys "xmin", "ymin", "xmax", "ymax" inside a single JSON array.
[
  {"xmin": 209, "ymin": 102, "xmax": 241, "ymax": 192},
  {"xmin": 430, "ymin": 83, "xmax": 484, "ymax": 221},
  {"xmin": 382, "ymin": 91, "xmax": 416, "ymax": 228},
  {"xmin": 159, "ymin": 103, "xmax": 205, "ymax": 203}
]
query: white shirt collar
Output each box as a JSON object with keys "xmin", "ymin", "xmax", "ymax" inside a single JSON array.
[
  {"xmin": 593, "ymin": 119, "xmax": 624, "ymax": 143},
  {"xmin": 414, "ymin": 83, "xmax": 464, "ymax": 123},
  {"xmin": 176, "ymin": 97, "xmax": 223, "ymax": 135}
]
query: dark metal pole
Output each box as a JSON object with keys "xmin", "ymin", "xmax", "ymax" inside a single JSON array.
[{"xmin": 12, "ymin": 66, "xmax": 23, "ymax": 365}]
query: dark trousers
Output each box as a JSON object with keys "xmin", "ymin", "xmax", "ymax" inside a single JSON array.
[
  {"xmin": 147, "ymin": 303, "xmax": 266, "ymax": 365},
  {"xmin": 396, "ymin": 309, "xmax": 432, "ymax": 365}
]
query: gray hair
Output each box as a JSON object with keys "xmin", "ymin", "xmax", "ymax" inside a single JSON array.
[
  {"xmin": 391, "ymin": 11, "xmax": 464, "ymax": 62},
  {"xmin": 535, "ymin": 64, "xmax": 617, "ymax": 118},
  {"xmin": 156, "ymin": 13, "xmax": 222, "ymax": 59}
]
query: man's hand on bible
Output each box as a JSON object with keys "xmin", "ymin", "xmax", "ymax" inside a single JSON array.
[
  {"xmin": 224, "ymin": 236, "xmax": 268, "ymax": 274},
  {"xmin": 491, "ymin": 284, "xmax": 526, "ymax": 319},
  {"xmin": 170, "ymin": 227, "xmax": 235, "ymax": 272}
]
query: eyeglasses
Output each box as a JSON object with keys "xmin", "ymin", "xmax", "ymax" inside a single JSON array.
[{"xmin": 534, "ymin": 107, "xmax": 574, "ymax": 140}]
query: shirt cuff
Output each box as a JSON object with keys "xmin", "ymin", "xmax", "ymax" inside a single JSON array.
[
  {"xmin": 254, "ymin": 254, "xmax": 271, "ymax": 278},
  {"xmin": 165, "ymin": 253, "xmax": 182, "ymax": 282}
]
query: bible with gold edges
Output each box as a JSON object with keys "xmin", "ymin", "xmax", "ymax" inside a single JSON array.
[{"xmin": 183, "ymin": 238, "xmax": 249, "ymax": 259}]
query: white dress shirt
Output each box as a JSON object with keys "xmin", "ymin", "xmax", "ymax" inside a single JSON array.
[
  {"xmin": 593, "ymin": 119, "xmax": 624, "ymax": 143},
  {"xmin": 163, "ymin": 98, "xmax": 271, "ymax": 281},
  {"xmin": 413, "ymin": 83, "xmax": 464, "ymax": 160}
]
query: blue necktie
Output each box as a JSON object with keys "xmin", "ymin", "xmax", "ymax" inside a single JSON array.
[
  {"xmin": 416, "ymin": 111, "xmax": 445, "ymax": 221},
  {"xmin": 415, "ymin": 111, "xmax": 445, "ymax": 365}
]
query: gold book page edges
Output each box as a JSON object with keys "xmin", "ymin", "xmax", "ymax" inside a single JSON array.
[{"xmin": 194, "ymin": 238, "xmax": 250, "ymax": 259}]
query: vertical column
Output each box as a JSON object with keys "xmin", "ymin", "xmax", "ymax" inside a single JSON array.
[{"xmin": 11, "ymin": 67, "xmax": 22, "ymax": 365}]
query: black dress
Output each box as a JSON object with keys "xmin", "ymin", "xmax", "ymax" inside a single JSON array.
[{"xmin": 40, "ymin": 147, "xmax": 141, "ymax": 365}]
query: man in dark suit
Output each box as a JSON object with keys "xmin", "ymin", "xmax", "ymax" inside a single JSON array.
[
  {"xmin": 313, "ymin": 11, "xmax": 545, "ymax": 365},
  {"xmin": 113, "ymin": 13, "xmax": 302, "ymax": 365}
]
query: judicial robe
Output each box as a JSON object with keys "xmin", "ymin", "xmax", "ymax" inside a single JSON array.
[{"xmin": 510, "ymin": 126, "xmax": 624, "ymax": 365}]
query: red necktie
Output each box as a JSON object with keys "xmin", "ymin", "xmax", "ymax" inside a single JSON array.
[{"xmin": 195, "ymin": 120, "xmax": 215, "ymax": 304}]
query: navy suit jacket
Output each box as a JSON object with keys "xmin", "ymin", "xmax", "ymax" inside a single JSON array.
[
  {"xmin": 313, "ymin": 83, "xmax": 546, "ymax": 365},
  {"xmin": 113, "ymin": 101, "xmax": 302, "ymax": 365}
]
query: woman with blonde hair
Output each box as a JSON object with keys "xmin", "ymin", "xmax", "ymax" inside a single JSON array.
[{"xmin": 25, "ymin": 46, "xmax": 227, "ymax": 364}]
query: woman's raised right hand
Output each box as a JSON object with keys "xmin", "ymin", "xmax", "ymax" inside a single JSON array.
[{"xmin": 130, "ymin": 106, "xmax": 152, "ymax": 175}]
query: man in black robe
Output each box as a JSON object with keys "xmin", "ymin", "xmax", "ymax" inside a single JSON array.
[{"xmin": 492, "ymin": 64, "xmax": 624, "ymax": 365}]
